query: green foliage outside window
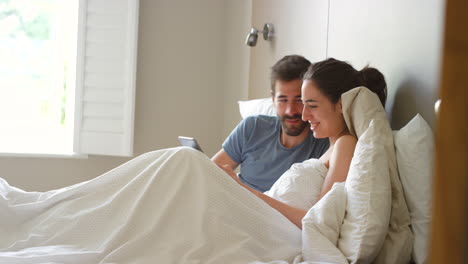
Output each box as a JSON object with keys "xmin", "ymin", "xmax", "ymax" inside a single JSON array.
[
  {"xmin": 0, "ymin": 0, "xmax": 69, "ymax": 127},
  {"xmin": 0, "ymin": 0, "xmax": 52, "ymax": 40}
]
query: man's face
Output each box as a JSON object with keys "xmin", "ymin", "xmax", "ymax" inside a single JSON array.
[{"xmin": 273, "ymin": 79, "xmax": 309, "ymax": 136}]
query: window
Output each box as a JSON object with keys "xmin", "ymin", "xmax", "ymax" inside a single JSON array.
[
  {"xmin": 0, "ymin": 0, "xmax": 139, "ymax": 157},
  {"xmin": 0, "ymin": 0, "xmax": 77, "ymax": 154}
]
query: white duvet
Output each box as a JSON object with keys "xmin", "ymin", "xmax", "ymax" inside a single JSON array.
[
  {"xmin": 1, "ymin": 86, "xmax": 403, "ymax": 264},
  {"xmin": 0, "ymin": 147, "xmax": 346, "ymax": 264}
]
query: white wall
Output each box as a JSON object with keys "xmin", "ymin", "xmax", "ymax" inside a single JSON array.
[
  {"xmin": 0, "ymin": 0, "xmax": 251, "ymax": 191},
  {"xmin": 248, "ymin": 0, "xmax": 329, "ymax": 98},
  {"xmin": 221, "ymin": 0, "xmax": 252, "ymax": 138},
  {"xmin": 327, "ymin": 0, "xmax": 445, "ymax": 128},
  {"xmin": 247, "ymin": 0, "xmax": 444, "ymax": 129},
  {"xmin": 133, "ymin": 0, "xmax": 227, "ymax": 155}
]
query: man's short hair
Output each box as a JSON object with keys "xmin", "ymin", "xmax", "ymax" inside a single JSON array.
[{"xmin": 270, "ymin": 55, "xmax": 311, "ymax": 95}]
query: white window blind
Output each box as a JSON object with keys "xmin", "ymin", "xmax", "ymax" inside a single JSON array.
[{"xmin": 74, "ymin": 0, "xmax": 139, "ymax": 156}]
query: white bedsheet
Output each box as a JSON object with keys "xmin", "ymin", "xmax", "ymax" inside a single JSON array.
[{"xmin": 0, "ymin": 147, "xmax": 345, "ymax": 264}]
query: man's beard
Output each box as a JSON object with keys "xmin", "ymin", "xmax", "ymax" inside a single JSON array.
[{"xmin": 279, "ymin": 114, "xmax": 308, "ymax": 136}]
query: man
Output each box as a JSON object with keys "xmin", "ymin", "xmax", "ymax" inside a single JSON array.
[{"xmin": 212, "ymin": 55, "xmax": 329, "ymax": 192}]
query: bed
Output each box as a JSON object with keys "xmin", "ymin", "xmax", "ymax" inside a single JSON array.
[{"xmin": 0, "ymin": 87, "xmax": 434, "ymax": 264}]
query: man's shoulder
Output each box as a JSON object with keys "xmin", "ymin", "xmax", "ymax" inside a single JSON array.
[
  {"xmin": 236, "ymin": 115, "xmax": 279, "ymax": 142},
  {"xmin": 243, "ymin": 115, "xmax": 278, "ymax": 128},
  {"xmin": 304, "ymin": 133, "xmax": 330, "ymax": 155}
]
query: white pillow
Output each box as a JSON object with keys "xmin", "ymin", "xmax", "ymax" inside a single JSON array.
[
  {"xmin": 238, "ymin": 98, "xmax": 276, "ymax": 119},
  {"xmin": 265, "ymin": 159, "xmax": 327, "ymax": 210},
  {"xmin": 301, "ymin": 182, "xmax": 348, "ymax": 263},
  {"xmin": 338, "ymin": 120, "xmax": 392, "ymax": 262},
  {"xmin": 340, "ymin": 87, "xmax": 412, "ymax": 264},
  {"xmin": 394, "ymin": 114, "xmax": 434, "ymax": 264}
]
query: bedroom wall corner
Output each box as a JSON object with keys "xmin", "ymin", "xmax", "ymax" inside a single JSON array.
[
  {"xmin": 247, "ymin": 0, "xmax": 329, "ymax": 99},
  {"xmin": 133, "ymin": 0, "xmax": 229, "ymax": 157},
  {"xmin": 221, "ymin": 0, "xmax": 252, "ymax": 139}
]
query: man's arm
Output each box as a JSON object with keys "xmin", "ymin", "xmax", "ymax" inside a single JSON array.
[{"xmin": 211, "ymin": 149, "xmax": 239, "ymax": 170}]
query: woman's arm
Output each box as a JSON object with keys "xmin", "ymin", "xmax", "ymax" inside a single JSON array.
[
  {"xmin": 318, "ymin": 135, "xmax": 357, "ymax": 200},
  {"xmin": 220, "ymin": 165, "xmax": 307, "ymax": 229}
]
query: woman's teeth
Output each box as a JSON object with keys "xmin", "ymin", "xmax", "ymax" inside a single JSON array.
[{"xmin": 309, "ymin": 122, "xmax": 318, "ymax": 130}]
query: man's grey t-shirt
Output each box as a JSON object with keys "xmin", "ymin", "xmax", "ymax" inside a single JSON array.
[{"xmin": 223, "ymin": 115, "xmax": 329, "ymax": 192}]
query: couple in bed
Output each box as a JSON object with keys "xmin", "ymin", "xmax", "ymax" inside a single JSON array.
[
  {"xmin": 0, "ymin": 57, "xmax": 387, "ymax": 263},
  {"xmin": 213, "ymin": 56, "xmax": 387, "ymax": 228}
]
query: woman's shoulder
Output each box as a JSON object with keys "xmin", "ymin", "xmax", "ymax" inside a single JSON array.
[
  {"xmin": 333, "ymin": 134, "xmax": 357, "ymax": 155},
  {"xmin": 336, "ymin": 134, "xmax": 357, "ymax": 145}
]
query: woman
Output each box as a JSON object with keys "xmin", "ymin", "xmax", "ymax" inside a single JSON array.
[
  {"xmin": 0, "ymin": 58, "xmax": 388, "ymax": 263},
  {"xmin": 221, "ymin": 58, "xmax": 387, "ymax": 229}
]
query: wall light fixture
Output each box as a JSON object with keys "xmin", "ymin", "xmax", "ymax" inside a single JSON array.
[{"xmin": 245, "ymin": 23, "xmax": 274, "ymax": 47}]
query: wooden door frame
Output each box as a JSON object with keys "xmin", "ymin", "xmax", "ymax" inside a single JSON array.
[{"xmin": 429, "ymin": 0, "xmax": 468, "ymax": 262}]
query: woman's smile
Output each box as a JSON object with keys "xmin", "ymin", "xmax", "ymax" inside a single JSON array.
[{"xmin": 308, "ymin": 121, "xmax": 319, "ymax": 131}]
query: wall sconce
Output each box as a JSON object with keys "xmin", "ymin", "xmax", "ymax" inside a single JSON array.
[{"xmin": 245, "ymin": 23, "xmax": 274, "ymax": 47}]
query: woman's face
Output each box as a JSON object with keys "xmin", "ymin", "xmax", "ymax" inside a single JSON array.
[{"xmin": 301, "ymin": 80, "xmax": 346, "ymax": 139}]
